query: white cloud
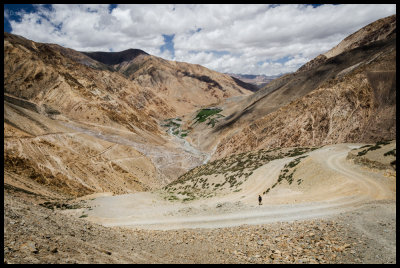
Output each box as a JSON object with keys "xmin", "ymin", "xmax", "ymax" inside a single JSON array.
[{"xmin": 7, "ymin": 4, "xmax": 396, "ymax": 75}]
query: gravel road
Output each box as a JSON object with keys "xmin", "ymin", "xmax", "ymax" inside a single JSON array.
[{"xmin": 80, "ymin": 144, "xmax": 395, "ymax": 231}]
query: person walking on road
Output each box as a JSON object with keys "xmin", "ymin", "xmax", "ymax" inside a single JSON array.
[{"xmin": 258, "ymin": 195, "xmax": 262, "ymax": 206}]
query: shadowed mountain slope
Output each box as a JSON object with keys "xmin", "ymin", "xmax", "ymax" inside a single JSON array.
[{"xmin": 82, "ymin": 48, "xmax": 149, "ymax": 66}]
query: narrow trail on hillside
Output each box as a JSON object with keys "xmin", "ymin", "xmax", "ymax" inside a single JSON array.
[
  {"xmin": 77, "ymin": 144, "xmax": 395, "ymax": 230},
  {"xmin": 58, "ymin": 120, "xmax": 208, "ymax": 184}
]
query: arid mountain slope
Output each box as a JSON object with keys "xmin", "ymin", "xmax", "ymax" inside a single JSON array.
[
  {"xmin": 4, "ymin": 32, "xmax": 252, "ymax": 198},
  {"xmin": 207, "ymin": 15, "xmax": 396, "ymax": 159},
  {"xmin": 4, "ymin": 32, "xmax": 171, "ymax": 131},
  {"xmin": 4, "ymin": 101, "xmax": 161, "ymax": 199},
  {"xmin": 298, "ymin": 14, "xmax": 396, "ymax": 72},
  {"xmin": 82, "ymin": 51, "xmax": 253, "ymax": 118},
  {"xmin": 4, "ymin": 32, "xmax": 252, "ymax": 128},
  {"xmin": 3, "ymin": 14, "xmax": 396, "ymax": 198},
  {"xmin": 324, "ymin": 14, "xmax": 396, "ymax": 59}
]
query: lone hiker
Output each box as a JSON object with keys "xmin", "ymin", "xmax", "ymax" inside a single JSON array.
[{"xmin": 258, "ymin": 195, "xmax": 262, "ymax": 205}]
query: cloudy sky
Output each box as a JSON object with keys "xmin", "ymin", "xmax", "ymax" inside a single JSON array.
[{"xmin": 4, "ymin": 4, "xmax": 396, "ymax": 76}]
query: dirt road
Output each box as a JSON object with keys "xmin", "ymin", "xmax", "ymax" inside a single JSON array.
[{"xmin": 77, "ymin": 144, "xmax": 395, "ymax": 230}]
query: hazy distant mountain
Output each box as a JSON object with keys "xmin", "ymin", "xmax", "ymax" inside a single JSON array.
[{"xmin": 226, "ymin": 73, "xmax": 283, "ymax": 90}]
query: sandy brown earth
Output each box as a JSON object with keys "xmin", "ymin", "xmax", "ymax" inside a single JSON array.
[{"xmin": 4, "ymin": 143, "xmax": 396, "ymax": 264}]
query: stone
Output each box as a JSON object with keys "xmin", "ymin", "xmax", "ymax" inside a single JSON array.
[{"xmin": 20, "ymin": 241, "xmax": 38, "ymax": 254}]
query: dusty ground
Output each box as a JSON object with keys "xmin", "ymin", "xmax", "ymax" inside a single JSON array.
[
  {"xmin": 3, "ymin": 190, "xmax": 395, "ymax": 264},
  {"xmin": 3, "ymin": 143, "xmax": 396, "ymax": 264}
]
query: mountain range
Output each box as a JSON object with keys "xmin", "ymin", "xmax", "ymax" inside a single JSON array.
[{"xmin": 3, "ymin": 14, "xmax": 396, "ymax": 199}]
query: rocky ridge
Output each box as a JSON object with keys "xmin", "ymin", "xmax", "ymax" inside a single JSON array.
[{"xmin": 298, "ymin": 14, "xmax": 396, "ymax": 73}]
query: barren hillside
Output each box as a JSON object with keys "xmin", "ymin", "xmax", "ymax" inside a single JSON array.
[
  {"xmin": 82, "ymin": 49, "xmax": 253, "ymax": 118},
  {"xmin": 208, "ymin": 14, "xmax": 396, "ymax": 160},
  {"xmin": 4, "ymin": 32, "xmax": 254, "ymax": 198}
]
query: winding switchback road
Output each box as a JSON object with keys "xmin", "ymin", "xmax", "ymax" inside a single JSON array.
[{"xmin": 78, "ymin": 144, "xmax": 395, "ymax": 230}]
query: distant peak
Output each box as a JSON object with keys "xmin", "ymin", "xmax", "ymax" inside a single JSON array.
[{"xmin": 81, "ymin": 48, "xmax": 149, "ymax": 65}]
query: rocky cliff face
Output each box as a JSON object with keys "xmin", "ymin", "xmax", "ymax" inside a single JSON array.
[{"xmin": 211, "ymin": 15, "xmax": 396, "ymax": 160}]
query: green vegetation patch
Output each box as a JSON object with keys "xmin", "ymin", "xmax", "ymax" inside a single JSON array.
[
  {"xmin": 194, "ymin": 108, "xmax": 223, "ymax": 124},
  {"xmin": 162, "ymin": 117, "xmax": 191, "ymax": 139}
]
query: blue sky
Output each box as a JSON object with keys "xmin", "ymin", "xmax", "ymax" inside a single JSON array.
[
  {"xmin": 160, "ymin": 34, "xmax": 175, "ymax": 58},
  {"xmin": 4, "ymin": 4, "xmax": 396, "ymax": 75}
]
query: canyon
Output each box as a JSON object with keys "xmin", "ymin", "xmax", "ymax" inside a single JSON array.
[{"xmin": 3, "ymin": 14, "xmax": 396, "ymax": 264}]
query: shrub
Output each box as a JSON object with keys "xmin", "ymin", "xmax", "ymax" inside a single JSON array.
[
  {"xmin": 384, "ymin": 149, "xmax": 396, "ymax": 157},
  {"xmin": 358, "ymin": 140, "xmax": 391, "ymax": 156}
]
